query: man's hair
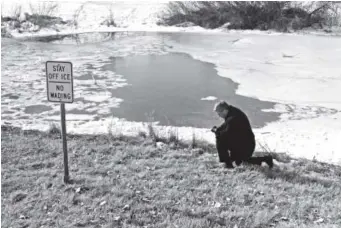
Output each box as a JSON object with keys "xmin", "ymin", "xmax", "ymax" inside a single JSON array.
[{"xmin": 214, "ymin": 100, "xmax": 230, "ymax": 112}]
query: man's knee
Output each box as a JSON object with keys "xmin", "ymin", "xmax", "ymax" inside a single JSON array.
[{"xmin": 216, "ymin": 137, "xmax": 228, "ymax": 150}]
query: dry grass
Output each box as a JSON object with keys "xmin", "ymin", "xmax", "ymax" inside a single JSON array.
[
  {"xmin": 101, "ymin": 6, "xmax": 117, "ymax": 27},
  {"xmin": 12, "ymin": 5, "xmax": 22, "ymax": 20},
  {"xmin": 1, "ymin": 125, "xmax": 341, "ymax": 228},
  {"xmin": 191, "ymin": 130, "xmax": 198, "ymax": 149},
  {"xmin": 29, "ymin": 2, "xmax": 59, "ymax": 17},
  {"xmin": 72, "ymin": 3, "xmax": 86, "ymax": 29},
  {"xmin": 47, "ymin": 122, "xmax": 61, "ymax": 136}
]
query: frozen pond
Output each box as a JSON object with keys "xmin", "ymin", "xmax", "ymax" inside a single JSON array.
[
  {"xmin": 1, "ymin": 32, "xmax": 280, "ymax": 129},
  {"xmin": 105, "ymin": 53, "xmax": 280, "ymax": 128}
]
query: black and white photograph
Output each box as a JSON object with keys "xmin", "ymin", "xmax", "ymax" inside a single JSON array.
[{"xmin": 1, "ymin": 0, "xmax": 341, "ymax": 227}]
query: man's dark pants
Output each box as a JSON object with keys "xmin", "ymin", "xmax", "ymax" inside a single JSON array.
[{"xmin": 216, "ymin": 136, "xmax": 267, "ymax": 167}]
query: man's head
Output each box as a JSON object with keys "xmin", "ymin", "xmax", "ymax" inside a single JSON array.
[{"xmin": 214, "ymin": 100, "xmax": 230, "ymax": 119}]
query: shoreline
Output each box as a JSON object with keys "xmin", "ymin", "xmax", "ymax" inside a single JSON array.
[
  {"xmin": 4, "ymin": 25, "xmax": 341, "ymax": 40},
  {"xmin": 2, "ymin": 116, "xmax": 341, "ymax": 167},
  {"xmin": 2, "ymin": 124, "xmax": 340, "ymax": 168}
]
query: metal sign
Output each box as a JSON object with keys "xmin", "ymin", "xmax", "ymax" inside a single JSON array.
[
  {"xmin": 46, "ymin": 61, "xmax": 73, "ymax": 103},
  {"xmin": 46, "ymin": 61, "xmax": 74, "ymax": 184}
]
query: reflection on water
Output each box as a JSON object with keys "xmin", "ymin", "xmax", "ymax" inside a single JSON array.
[{"xmin": 18, "ymin": 32, "xmax": 148, "ymax": 45}]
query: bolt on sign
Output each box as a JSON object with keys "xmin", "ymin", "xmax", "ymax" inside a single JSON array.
[{"xmin": 46, "ymin": 61, "xmax": 73, "ymax": 103}]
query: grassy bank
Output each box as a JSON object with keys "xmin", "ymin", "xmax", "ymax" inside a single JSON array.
[
  {"xmin": 1, "ymin": 125, "xmax": 341, "ymax": 228},
  {"xmin": 159, "ymin": 1, "xmax": 341, "ymax": 32}
]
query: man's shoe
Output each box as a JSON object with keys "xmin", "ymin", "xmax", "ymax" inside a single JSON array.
[
  {"xmin": 225, "ymin": 162, "xmax": 234, "ymax": 169},
  {"xmin": 235, "ymin": 160, "xmax": 242, "ymax": 166},
  {"xmin": 265, "ymin": 156, "xmax": 274, "ymax": 169}
]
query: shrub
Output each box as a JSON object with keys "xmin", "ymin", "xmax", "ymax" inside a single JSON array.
[
  {"xmin": 159, "ymin": 1, "xmax": 340, "ymax": 32},
  {"xmin": 101, "ymin": 8, "xmax": 117, "ymax": 27}
]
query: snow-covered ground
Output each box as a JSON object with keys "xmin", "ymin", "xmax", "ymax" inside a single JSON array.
[
  {"xmin": 2, "ymin": 0, "xmax": 340, "ymax": 38},
  {"xmin": 1, "ymin": 0, "xmax": 341, "ymax": 165}
]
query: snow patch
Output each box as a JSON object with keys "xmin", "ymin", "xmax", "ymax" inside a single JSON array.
[
  {"xmin": 255, "ymin": 112, "xmax": 341, "ymax": 165},
  {"xmin": 83, "ymin": 91, "xmax": 112, "ymax": 103},
  {"xmin": 232, "ymin": 38, "xmax": 254, "ymax": 46},
  {"xmin": 201, "ymin": 96, "xmax": 217, "ymax": 101}
]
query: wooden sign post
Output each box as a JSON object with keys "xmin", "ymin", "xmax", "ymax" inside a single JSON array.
[{"xmin": 46, "ymin": 61, "xmax": 74, "ymax": 184}]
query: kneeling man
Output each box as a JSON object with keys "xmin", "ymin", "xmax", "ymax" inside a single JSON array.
[{"xmin": 212, "ymin": 101, "xmax": 273, "ymax": 169}]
